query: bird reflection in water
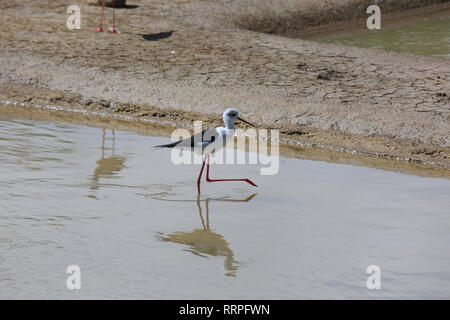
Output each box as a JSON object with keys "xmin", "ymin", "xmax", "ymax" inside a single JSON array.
[
  {"xmin": 89, "ymin": 129, "xmax": 126, "ymax": 197},
  {"xmin": 157, "ymin": 193, "xmax": 257, "ymax": 277}
]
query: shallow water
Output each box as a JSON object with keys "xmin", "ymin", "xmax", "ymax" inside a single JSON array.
[
  {"xmin": 305, "ymin": 9, "xmax": 450, "ymax": 58},
  {"xmin": 1, "ymin": 117, "xmax": 450, "ymax": 299}
]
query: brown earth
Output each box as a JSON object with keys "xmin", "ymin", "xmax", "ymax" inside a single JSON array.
[{"xmin": 0, "ymin": 0, "xmax": 449, "ymax": 173}]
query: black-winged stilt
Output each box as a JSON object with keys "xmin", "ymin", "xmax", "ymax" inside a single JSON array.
[{"xmin": 155, "ymin": 108, "xmax": 257, "ymax": 193}]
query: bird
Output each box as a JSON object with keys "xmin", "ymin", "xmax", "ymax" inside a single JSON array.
[{"xmin": 155, "ymin": 108, "xmax": 258, "ymax": 193}]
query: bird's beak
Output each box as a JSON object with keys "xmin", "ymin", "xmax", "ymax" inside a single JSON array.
[{"xmin": 238, "ymin": 117, "xmax": 255, "ymax": 127}]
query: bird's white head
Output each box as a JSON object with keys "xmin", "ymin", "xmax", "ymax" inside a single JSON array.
[
  {"xmin": 223, "ymin": 108, "xmax": 239, "ymax": 129},
  {"xmin": 223, "ymin": 108, "xmax": 254, "ymax": 129}
]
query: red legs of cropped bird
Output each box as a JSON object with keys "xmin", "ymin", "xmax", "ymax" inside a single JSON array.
[
  {"xmin": 107, "ymin": 0, "xmax": 119, "ymax": 34},
  {"xmin": 197, "ymin": 155, "xmax": 257, "ymax": 194},
  {"xmin": 94, "ymin": 0, "xmax": 105, "ymax": 32},
  {"xmin": 94, "ymin": 0, "xmax": 119, "ymax": 33}
]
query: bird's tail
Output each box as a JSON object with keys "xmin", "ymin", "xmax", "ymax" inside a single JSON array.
[{"xmin": 153, "ymin": 140, "xmax": 181, "ymax": 149}]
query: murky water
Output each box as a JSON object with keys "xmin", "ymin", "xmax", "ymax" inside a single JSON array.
[
  {"xmin": 1, "ymin": 117, "xmax": 450, "ymax": 299},
  {"xmin": 304, "ymin": 9, "xmax": 450, "ymax": 58}
]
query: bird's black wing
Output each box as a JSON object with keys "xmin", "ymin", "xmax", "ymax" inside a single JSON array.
[{"xmin": 154, "ymin": 128, "xmax": 218, "ymax": 149}]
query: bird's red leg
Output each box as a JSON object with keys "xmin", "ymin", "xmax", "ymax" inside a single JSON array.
[
  {"xmin": 107, "ymin": 0, "xmax": 119, "ymax": 33},
  {"xmin": 197, "ymin": 156, "xmax": 207, "ymax": 194},
  {"xmin": 94, "ymin": 0, "xmax": 105, "ymax": 32},
  {"xmin": 206, "ymin": 155, "xmax": 257, "ymax": 187}
]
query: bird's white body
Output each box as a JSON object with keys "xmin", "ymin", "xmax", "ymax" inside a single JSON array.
[{"xmin": 200, "ymin": 126, "xmax": 233, "ymax": 154}]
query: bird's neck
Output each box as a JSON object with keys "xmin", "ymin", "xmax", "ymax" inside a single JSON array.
[{"xmin": 224, "ymin": 117, "xmax": 235, "ymax": 130}]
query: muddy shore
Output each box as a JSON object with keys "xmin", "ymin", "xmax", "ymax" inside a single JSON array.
[{"xmin": 0, "ymin": 0, "xmax": 449, "ymax": 172}]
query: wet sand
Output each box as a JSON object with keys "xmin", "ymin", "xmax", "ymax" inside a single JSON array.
[{"xmin": 0, "ymin": 0, "xmax": 449, "ymax": 171}]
